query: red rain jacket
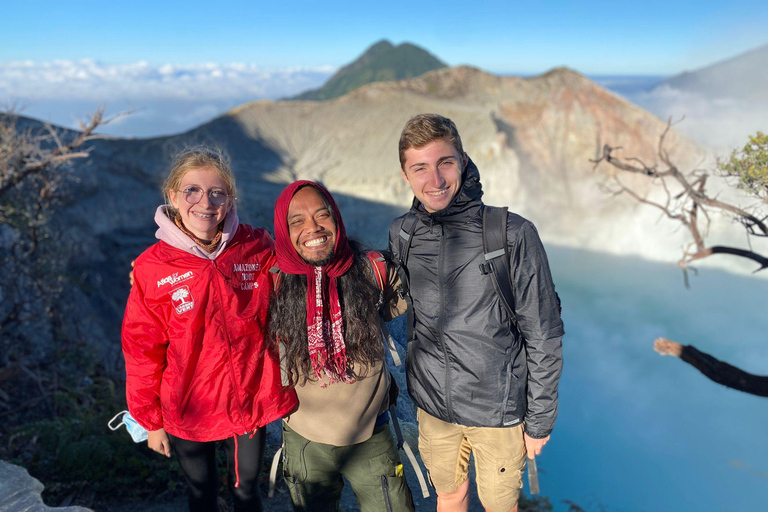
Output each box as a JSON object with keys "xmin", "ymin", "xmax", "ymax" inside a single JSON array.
[{"xmin": 122, "ymin": 225, "xmax": 297, "ymax": 441}]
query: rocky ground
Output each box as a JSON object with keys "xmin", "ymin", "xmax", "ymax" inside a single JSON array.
[
  {"xmin": 0, "ymin": 461, "xmax": 91, "ymax": 512},
  {"xmin": 3, "ymin": 453, "xmax": 528, "ymax": 512}
]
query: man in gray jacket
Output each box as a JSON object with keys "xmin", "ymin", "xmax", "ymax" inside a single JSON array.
[{"xmin": 389, "ymin": 114, "xmax": 564, "ymax": 512}]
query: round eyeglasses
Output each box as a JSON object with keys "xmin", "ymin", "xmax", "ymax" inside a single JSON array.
[{"xmin": 178, "ymin": 186, "xmax": 233, "ymax": 207}]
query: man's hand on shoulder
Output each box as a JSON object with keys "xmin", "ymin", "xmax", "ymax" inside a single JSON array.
[{"xmin": 524, "ymin": 432, "xmax": 550, "ymax": 458}]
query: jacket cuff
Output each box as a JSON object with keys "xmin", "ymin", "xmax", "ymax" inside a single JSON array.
[
  {"xmin": 523, "ymin": 427, "xmax": 551, "ymax": 439},
  {"xmin": 132, "ymin": 406, "xmax": 164, "ymax": 431}
]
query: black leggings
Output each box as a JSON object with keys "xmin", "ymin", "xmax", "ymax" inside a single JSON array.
[{"xmin": 167, "ymin": 430, "xmax": 266, "ymax": 512}]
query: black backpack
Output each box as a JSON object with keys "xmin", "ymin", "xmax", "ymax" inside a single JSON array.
[{"xmin": 394, "ymin": 205, "xmax": 559, "ymax": 342}]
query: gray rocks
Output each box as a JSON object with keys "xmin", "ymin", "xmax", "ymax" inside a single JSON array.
[{"xmin": 0, "ymin": 461, "xmax": 92, "ymax": 512}]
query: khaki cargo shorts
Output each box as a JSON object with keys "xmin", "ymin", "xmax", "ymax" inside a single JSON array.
[{"xmin": 417, "ymin": 408, "xmax": 526, "ymax": 512}]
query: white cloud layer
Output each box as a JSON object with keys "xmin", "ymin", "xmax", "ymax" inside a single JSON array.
[
  {"xmin": 0, "ymin": 60, "xmax": 334, "ymax": 137},
  {"xmin": 3, "ymin": 64, "xmax": 764, "ymax": 145},
  {"xmin": 0, "ymin": 59, "xmax": 334, "ymax": 100}
]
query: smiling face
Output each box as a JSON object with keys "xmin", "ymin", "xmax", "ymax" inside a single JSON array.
[
  {"xmin": 287, "ymin": 186, "xmax": 337, "ymax": 266},
  {"xmin": 168, "ymin": 166, "xmax": 232, "ymax": 240},
  {"xmin": 401, "ymin": 138, "xmax": 466, "ymax": 213}
]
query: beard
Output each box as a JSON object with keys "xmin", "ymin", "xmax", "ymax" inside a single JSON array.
[{"xmin": 303, "ymin": 249, "xmax": 334, "ymax": 267}]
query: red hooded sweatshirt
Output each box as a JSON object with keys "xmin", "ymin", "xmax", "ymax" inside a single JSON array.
[{"xmin": 122, "ymin": 206, "xmax": 297, "ymax": 441}]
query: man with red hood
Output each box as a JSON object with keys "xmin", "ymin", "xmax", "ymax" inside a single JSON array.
[{"xmin": 269, "ymin": 181, "xmax": 414, "ymax": 512}]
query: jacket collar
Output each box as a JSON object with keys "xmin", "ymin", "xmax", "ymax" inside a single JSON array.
[
  {"xmin": 154, "ymin": 204, "xmax": 240, "ymax": 261},
  {"xmin": 409, "ymin": 156, "xmax": 484, "ymax": 223}
]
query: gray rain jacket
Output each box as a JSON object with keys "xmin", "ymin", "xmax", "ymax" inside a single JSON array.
[{"xmin": 388, "ymin": 158, "xmax": 564, "ymax": 438}]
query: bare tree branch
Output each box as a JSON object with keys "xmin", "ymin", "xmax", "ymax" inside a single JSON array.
[
  {"xmin": 0, "ymin": 106, "xmax": 116, "ymax": 198},
  {"xmin": 686, "ymin": 246, "xmax": 768, "ymax": 270},
  {"xmin": 594, "ymin": 120, "xmax": 768, "ymax": 272}
]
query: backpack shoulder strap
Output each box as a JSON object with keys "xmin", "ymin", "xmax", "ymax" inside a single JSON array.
[
  {"xmin": 364, "ymin": 251, "xmax": 387, "ymax": 292},
  {"xmin": 363, "ymin": 251, "xmax": 402, "ymax": 367},
  {"xmin": 481, "ymin": 206, "xmax": 519, "ymax": 328},
  {"xmin": 269, "ymin": 265, "xmax": 282, "ymax": 291},
  {"xmin": 395, "ymin": 214, "xmax": 418, "ymax": 343},
  {"xmin": 360, "ymin": 252, "xmax": 427, "ymax": 494},
  {"xmin": 389, "ymin": 403, "xmax": 430, "ymax": 498},
  {"xmin": 396, "ymin": 213, "xmax": 418, "ymax": 265},
  {"xmin": 268, "ymin": 438, "xmax": 283, "ymax": 498}
]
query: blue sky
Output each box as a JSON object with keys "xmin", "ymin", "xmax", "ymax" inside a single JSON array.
[
  {"xmin": 2, "ymin": 1, "xmax": 766, "ymax": 138},
  {"xmin": 3, "ymin": 0, "xmax": 767, "ymax": 75}
]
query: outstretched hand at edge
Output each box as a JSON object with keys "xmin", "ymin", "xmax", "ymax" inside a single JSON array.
[{"xmin": 654, "ymin": 337, "xmax": 683, "ymax": 358}]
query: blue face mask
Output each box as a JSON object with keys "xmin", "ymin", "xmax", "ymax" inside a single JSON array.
[{"xmin": 108, "ymin": 410, "xmax": 149, "ymax": 443}]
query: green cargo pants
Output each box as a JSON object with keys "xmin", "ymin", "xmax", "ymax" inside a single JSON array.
[{"xmin": 282, "ymin": 421, "xmax": 414, "ymax": 512}]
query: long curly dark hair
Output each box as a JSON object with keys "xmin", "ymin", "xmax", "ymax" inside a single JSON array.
[{"xmin": 267, "ymin": 242, "xmax": 385, "ymax": 387}]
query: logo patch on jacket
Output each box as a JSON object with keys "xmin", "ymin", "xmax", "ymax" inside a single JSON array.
[
  {"xmin": 170, "ymin": 285, "xmax": 195, "ymax": 314},
  {"xmin": 234, "ymin": 262, "xmax": 260, "ymax": 290},
  {"xmin": 157, "ymin": 271, "xmax": 194, "ymax": 288}
]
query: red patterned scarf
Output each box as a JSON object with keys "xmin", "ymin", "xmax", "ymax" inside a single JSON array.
[{"xmin": 274, "ymin": 181, "xmax": 355, "ymax": 386}]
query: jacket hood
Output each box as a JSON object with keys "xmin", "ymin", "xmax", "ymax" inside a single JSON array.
[
  {"xmin": 409, "ymin": 156, "xmax": 484, "ymax": 223},
  {"xmin": 154, "ymin": 204, "xmax": 240, "ymax": 260}
]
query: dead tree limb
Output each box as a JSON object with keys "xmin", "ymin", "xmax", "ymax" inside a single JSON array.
[
  {"xmin": 592, "ymin": 120, "xmax": 768, "ymax": 272},
  {"xmin": 0, "ymin": 106, "xmax": 129, "ymax": 199}
]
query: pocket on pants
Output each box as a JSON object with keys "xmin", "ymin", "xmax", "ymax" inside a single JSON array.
[
  {"xmin": 477, "ymin": 455, "xmax": 524, "ymax": 512},
  {"xmin": 282, "ymin": 426, "xmax": 309, "ymax": 482},
  {"xmin": 471, "ymin": 424, "xmax": 526, "ymax": 511},
  {"xmin": 282, "ymin": 425, "xmax": 310, "ymax": 507},
  {"xmin": 379, "ymin": 472, "xmax": 414, "ymax": 512},
  {"xmin": 357, "ymin": 428, "xmax": 414, "ymax": 512},
  {"xmin": 381, "ymin": 475, "xmax": 394, "ymax": 512}
]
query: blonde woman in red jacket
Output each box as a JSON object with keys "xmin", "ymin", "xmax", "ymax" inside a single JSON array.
[{"xmin": 122, "ymin": 148, "xmax": 297, "ymax": 512}]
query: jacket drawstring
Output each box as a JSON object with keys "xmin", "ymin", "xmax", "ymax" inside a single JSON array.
[{"xmin": 233, "ymin": 434, "xmax": 240, "ymax": 488}]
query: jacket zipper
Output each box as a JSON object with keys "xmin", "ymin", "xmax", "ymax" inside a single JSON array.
[
  {"xmin": 436, "ymin": 223, "xmax": 455, "ymax": 423},
  {"xmin": 500, "ymin": 356, "xmax": 513, "ymax": 421},
  {"xmin": 212, "ymin": 259, "xmax": 248, "ymax": 433}
]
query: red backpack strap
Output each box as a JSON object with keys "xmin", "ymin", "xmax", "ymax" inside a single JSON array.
[
  {"xmin": 365, "ymin": 251, "xmax": 387, "ymax": 292},
  {"xmin": 364, "ymin": 251, "xmax": 403, "ymax": 367},
  {"xmin": 364, "ymin": 251, "xmax": 427, "ymax": 497}
]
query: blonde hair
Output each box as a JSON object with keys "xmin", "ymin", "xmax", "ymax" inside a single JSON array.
[
  {"xmin": 398, "ymin": 114, "xmax": 464, "ymax": 168},
  {"xmin": 162, "ymin": 147, "xmax": 237, "ymax": 213}
]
